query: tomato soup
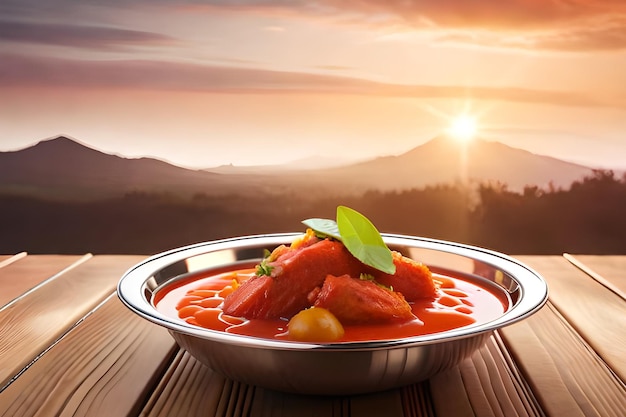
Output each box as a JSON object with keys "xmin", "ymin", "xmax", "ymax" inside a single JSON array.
[{"xmin": 154, "ymin": 268, "xmax": 509, "ymax": 343}]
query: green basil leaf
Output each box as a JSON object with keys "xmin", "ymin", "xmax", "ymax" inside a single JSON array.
[
  {"xmin": 336, "ymin": 206, "xmax": 396, "ymax": 274},
  {"xmin": 302, "ymin": 218, "xmax": 341, "ymax": 240},
  {"xmin": 302, "ymin": 207, "xmax": 396, "ymax": 275}
]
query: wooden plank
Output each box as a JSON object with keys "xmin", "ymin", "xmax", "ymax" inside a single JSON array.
[
  {"xmin": 400, "ymin": 383, "xmax": 435, "ymax": 417},
  {"xmin": 564, "ymin": 254, "xmax": 626, "ymax": 301},
  {"xmin": 0, "ymin": 255, "xmax": 146, "ymax": 389},
  {"xmin": 515, "ymin": 255, "xmax": 626, "ymax": 382},
  {"xmin": 429, "ymin": 335, "xmax": 543, "ymax": 417},
  {"xmin": 350, "ymin": 390, "xmax": 406, "ymax": 417},
  {"xmin": 0, "ymin": 252, "xmax": 27, "ymax": 269},
  {"xmin": 0, "ymin": 295, "xmax": 177, "ymax": 417},
  {"xmin": 0, "ymin": 254, "xmax": 88, "ymax": 307},
  {"xmin": 500, "ymin": 302, "xmax": 626, "ymax": 417},
  {"xmin": 249, "ymin": 381, "xmax": 406, "ymax": 417},
  {"xmin": 140, "ymin": 337, "xmax": 539, "ymax": 417},
  {"xmin": 140, "ymin": 350, "xmax": 410, "ymax": 417},
  {"xmin": 140, "ymin": 351, "xmax": 256, "ymax": 417}
]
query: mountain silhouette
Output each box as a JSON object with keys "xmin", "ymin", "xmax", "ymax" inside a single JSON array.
[
  {"xmin": 310, "ymin": 135, "xmax": 595, "ymax": 192},
  {"xmin": 0, "ymin": 135, "xmax": 598, "ymax": 200},
  {"xmin": 0, "ymin": 136, "xmax": 263, "ymax": 199}
]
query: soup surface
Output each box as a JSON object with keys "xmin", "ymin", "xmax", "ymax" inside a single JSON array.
[{"xmin": 155, "ymin": 267, "xmax": 509, "ymax": 342}]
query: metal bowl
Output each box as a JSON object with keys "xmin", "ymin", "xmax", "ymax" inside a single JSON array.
[{"xmin": 117, "ymin": 233, "xmax": 548, "ymax": 395}]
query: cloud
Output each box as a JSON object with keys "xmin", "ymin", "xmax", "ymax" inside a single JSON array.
[
  {"xmin": 0, "ymin": 53, "xmax": 366, "ymax": 91},
  {"xmin": 2, "ymin": 0, "xmax": 624, "ymax": 29},
  {"xmin": 434, "ymin": 15, "xmax": 626, "ymax": 52},
  {"xmin": 227, "ymin": 1, "xmax": 626, "ymax": 52},
  {"xmin": 1, "ymin": 0, "xmax": 625, "ymax": 52},
  {"xmin": 0, "ymin": 20, "xmax": 178, "ymax": 50},
  {"xmin": 326, "ymin": 0, "xmax": 626, "ymax": 52},
  {"xmin": 313, "ymin": 65, "xmax": 355, "ymax": 71},
  {"xmin": 201, "ymin": 0, "xmax": 626, "ymax": 52},
  {"xmin": 1, "ymin": 53, "xmax": 621, "ymax": 109},
  {"xmin": 263, "ymin": 25, "xmax": 286, "ymax": 32},
  {"xmin": 325, "ymin": 0, "xmax": 620, "ymax": 28},
  {"xmin": 528, "ymin": 18, "xmax": 626, "ymax": 52}
]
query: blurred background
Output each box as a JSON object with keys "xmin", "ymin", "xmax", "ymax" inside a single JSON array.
[{"xmin": 1, "ymin": 0, "xmax": 625, "ymax": 255}]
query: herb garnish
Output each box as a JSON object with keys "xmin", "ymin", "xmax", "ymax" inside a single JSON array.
[
  {"xmin": 360, "ymin": 273, "xmax": 393, "ymax": 291},
  {"xmin": 303, "ymin": 205, "xmax": 396, "ymax": 275},
  {"xmin": 255, "ymin": 259, "xmax": 274, "ymax": 277},
  {"xmin": 255, "ymin": 249, "xmax": 274, "ymax": 276}
]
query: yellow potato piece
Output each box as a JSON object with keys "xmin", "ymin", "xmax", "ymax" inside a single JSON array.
[{"xmin": 288, "ymin": 307, "xmax": 345, "ymax": 342}]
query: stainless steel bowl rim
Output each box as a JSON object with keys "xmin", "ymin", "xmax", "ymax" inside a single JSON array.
[{"xmin": 117, "ymin": 232, "xmax": 548, "ymax": 350}]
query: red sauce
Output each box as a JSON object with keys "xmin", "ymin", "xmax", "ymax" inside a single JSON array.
[{"xmin": 154, "ymin": 268, "xmax": 509, "ymax": 342}]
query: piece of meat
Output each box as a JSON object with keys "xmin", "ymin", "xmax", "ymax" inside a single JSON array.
[
  {"xmin": 371, "ymin": 252, "xmax": 437, "ymax": 301},
  {"xmin": 222, "ymin": 233, "xmax": 437, "ymax": 320},
  {"xmin": 222, "ymin": 239, "xmax": 365, "ymax": 319},
  {"xmin": 312, "ymin": 274, "xmax": 415, "ymax": 324},
  {"xmin": 220, "ymin": 274, "xmax": 272, "ymax": 318}
]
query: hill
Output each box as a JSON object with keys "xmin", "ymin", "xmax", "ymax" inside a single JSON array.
[
  {"xmin": 0, "ymin": 136, "xmax": 266, "ymax": 200},
  {"xmin": 0, "ymin": 135, "xmax": 598, "ymax": 200},
  {"xmin": 304, "ymin": 136, "xmax": 595, "ymax": 192}
]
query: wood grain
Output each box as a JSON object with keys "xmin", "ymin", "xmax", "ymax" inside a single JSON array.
[
  {"xmin": 140, "ymin": 336, "xmax": 542, "ymax": 417},
  {"xmin": 429, "ymin": 334, "xmax": 543, "ymax": 417},
  {"xmin": 1, "ymin": 254, "xmax": 625, "ymax": 417},
  {"xmin": 140, "ymin": 350, "xmax": 409, "ymax": 417},
  {"xmin": 400, "ymin": 383, "xmax": 435, "ymax": 417},
  {"xmin": 500, "ymin": 302, "xmax": 626, "ymax": 417},
  {"xmin": 0, "ymin": 255, "xmax": 146, "ymax": 389},
  {"xmin": 514, "ymin": 255, "xmax": 626, "ymax": 382},
  {"xmin": 140, "ymin": 351, "xmax": 256, "ymax": 417},
  {"xmin": 0, "ymin": 295, "xmax": 177, "ymax": 417},
  {"xmin": 564, "ymin": 254, "xmax": 626, "ymax": 301},
  {"xmin": 0, "ymin": 253, "xmax": 88, "ymax": 307}
]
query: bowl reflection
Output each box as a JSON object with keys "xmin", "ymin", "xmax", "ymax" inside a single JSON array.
[{"xmin": 117, "ymin": 233, "xmax": 547, "ymax": 395}]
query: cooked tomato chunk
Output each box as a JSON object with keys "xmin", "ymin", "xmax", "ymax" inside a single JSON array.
[
  {"xmin": 222, "ymin": 234, "xmax": 436, "ymax": 321},
  {"xmin": 220, "ymin": 274, "xmax": 272, "ymax": 318},
  {"xmin": 222, "ymin": 239, "xmax": 364, "ymax": 319},
  {"xmin": 312, "ymin": 274, "xmax": 414, "ymax": 324},
  {"xmin": 372, "ymin": 252, "xmax": 437, "ymax": 301}
]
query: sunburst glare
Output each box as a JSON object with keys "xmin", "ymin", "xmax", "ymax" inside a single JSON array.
[{"xmin": 449, "ymin": 114, "xmax": 478, "ymax": 142}]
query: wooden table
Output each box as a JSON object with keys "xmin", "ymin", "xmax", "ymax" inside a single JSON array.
[{"xmin": 0, "ymin": 253, "xmax": 624, "ymax": 416}]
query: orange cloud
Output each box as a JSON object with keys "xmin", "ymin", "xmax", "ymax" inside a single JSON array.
[
  {"xmin": 2, "ymin": 1, "xmax": 624, "ymax": 52},
  {"xmin": 178, "ymin": 0, "xmax": 626, "ymax": 51},
  {"xmin": 324, "ymin": 0, "xmax": 621, "ymax": 28},
  {"xmin": 323, "ymin": 0, "xmax": 626, "ymax": 51},
  {"xmin": 434, "ymin": 15, "xmax": 626, "ymax": 51},
  {"xmin": 0, "ymin": 20, "xmax": 178, "ymax": 50},
  {"xmin": 1, "ymin": 53, "xmax": 621, "ymax": 109}
]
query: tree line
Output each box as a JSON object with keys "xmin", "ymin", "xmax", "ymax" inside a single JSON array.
[{"xmin": 1, "ymin": 169, "xmax": 624, "ymax": 255}]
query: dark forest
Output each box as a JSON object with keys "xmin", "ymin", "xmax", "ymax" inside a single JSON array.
[{"xmin": 1, "ymin": 170, "xmax": 624, "ymax": 256}]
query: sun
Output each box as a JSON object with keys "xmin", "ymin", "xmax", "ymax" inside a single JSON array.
[{"xmin": 448, "ymin": 114, "xmax": 478, "ymax": 142}]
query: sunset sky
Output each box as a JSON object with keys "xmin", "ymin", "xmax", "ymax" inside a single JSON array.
[{"xmin": 1, "ymin": 0, "xmax": 625, "ymax": 169}]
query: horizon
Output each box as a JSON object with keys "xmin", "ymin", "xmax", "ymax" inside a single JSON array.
[
  {"xmin": 1, "ymin": 1, "xmax": 625, "ymax": 170},
  {"xmin": 6, "ymin": 134, "xmax": 623, "ymax": 174}
]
